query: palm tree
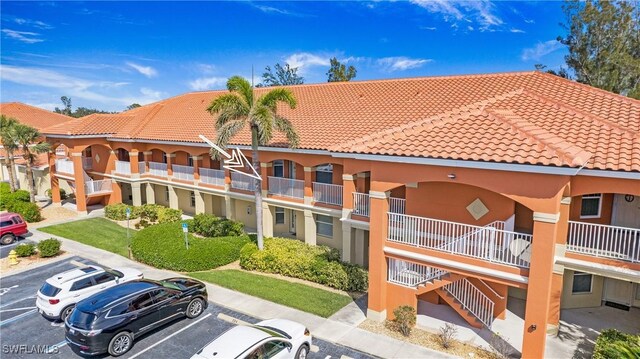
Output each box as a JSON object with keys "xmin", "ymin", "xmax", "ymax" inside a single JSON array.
[
  {"xmin": 207, "ymin": 76, "xmax": 299, "ymax": 250},
  {"xmin": 0, "ymin": 115, "xmax": 20, "ymax": 192},
  {"xmin": 14, "ymin": 123, "xmax": 51, "ymax": 202}
]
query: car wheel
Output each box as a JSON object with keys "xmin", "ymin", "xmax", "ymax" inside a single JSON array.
[
  {"xmin": 0, "ymin": 234, "xmax": 15, "ymax": 245},
  {"xmin": 108, "ymin": 331, "xmax": 133, "ymax": 357},
  {"xmin": 59, "ymin": 305, "xmax": 75, "ymax": 322},
  {"xmin": 186, "ymin": 298, "xmax": 204, "ymax": 318},
  {"xmin": 295, "ymin": 344, "xmax": 309, "ymax": 359}
]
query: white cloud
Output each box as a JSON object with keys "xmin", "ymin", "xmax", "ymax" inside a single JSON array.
[
  {"xmin": 510, "ymin": 28, "xmax": 525, "ymax": 33},
  {"xmin": 410, "ymin": 0, "xmax": 504, "ymax": 31},
  {"xmin": 126, "ymin": 62, "xmax": 158, "ymax": 78},
  {"xmin": 2, "ymin": 29, "xmax": 44, "ymax": 43},
  {"xmin": 524, "ymin": 19, "xmax": 535, "ymax": 24},
  {"xmin": 419, "ymin": 26, "xmax": 437, "ymax": 31},
  {"xmin": 13, "ymin": 17, "xmax": 53, "ymax": 29},
  {"xmin": 377, "ymin": 57, "xmax": 432, "ymax": 72},
  {"xmin": 284, "ymin": 52, "xmax": 331, "ymax": 71},
  {"xmin": 189, "ymin": 77, "xmax": 227, "ymax": 91},
  {"xmin": 27, "ymin": 102, "xmax": 60, "ymax": 111},
  {"xmin": 521, "ymin": 40, "xmax": 564, "ymax": 61},
  {"xmin": 196, "ymin": 63, "xmax": 216, "ymax": 75}
]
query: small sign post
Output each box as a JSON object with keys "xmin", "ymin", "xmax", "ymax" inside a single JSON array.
[{"xmin": 182, "ymin": 222, "xmax": 189, "ymax": 250}]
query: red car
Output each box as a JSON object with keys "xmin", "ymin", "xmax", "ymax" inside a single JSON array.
[{"xmin": 0, "ymin": 212, "xmax": 28, "ymax": 245}]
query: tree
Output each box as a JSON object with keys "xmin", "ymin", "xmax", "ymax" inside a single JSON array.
[
  {"xmin": 126, "ymin": 103, "xmax": 141, "ymax": 111},
  {"xmin": 54, "ymin": 96, "xmax": 72, "ymax": 116},
  {"xmin": 260, "ymin": 63, "xmax": 304, "ymax": 87},
  {"xmin": 558, "ymin": 0, "xmax": 640, "ymax": 99},
  {"xmin": 54, "ymin": 96, "xmax": 115, "ymax": 117},
  {"xmin": 534, "ymin": 64, "xmax": 571, "ymax": 79},
  {"xmin": 327, "ymin": 57, "xmax": 357, "ymax": 82},
  {"xmin": 13, "ymin": 124, "xmax": 51, "ymax": 202},
  {"xmin": 0, "ymin": 115, "xmax": 20, "ymax": 192},
  {"xmin": 207, "ymin": 76, "xmax": 299, "ymax": 250}
]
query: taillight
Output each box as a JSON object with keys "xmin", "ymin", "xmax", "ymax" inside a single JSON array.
[
  {"xmin": 304, "ymin": 328, "xmax": 310, "ymax": 336},
  {"xmin": 49, "ymin": 299, "xmax": 60, "ymax": 305}
]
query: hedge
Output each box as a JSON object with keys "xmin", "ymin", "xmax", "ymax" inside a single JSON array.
[
  {"xmin": 131, "ymin": 222, "xmax": 250, "ymax": 272},
  {"xmin": 0, "ymin": 183, "xmax": 42, "ymax": 222},
  {"xmin": 15, "ymin": 243, "xmax": 36, "ymax": 257},
  {"xmin": 46, "ymin": 188, "xmax": 68, "ymax": 200},
  {"xmin": 105, "ymin": 203, "xmax": 182, "ymax": 227},
  {"xmin": 38, "ymin": 238, "xmax": 61, "ymax": 257},
  {"xmin": 594, "ymin": 329, "xmax": 640, "ymax": 359},
  {"xmin": 239, "ymin": 237, "xmax": 368, "ymax": 292},
  {"xmin": 188, "ymin": 213, "xmax": 244, "ymax": 237}
]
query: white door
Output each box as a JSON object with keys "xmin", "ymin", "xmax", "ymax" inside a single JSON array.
[
  {"xmin": 290, "ymin": 210, "xmax": 296, "ymax": 234},
  {"xmin": 603, "ymin": 277, "xmax": 634, "ymax": 306},
  {"xmin": 611, "ymin": 194, "xmax": 640, "ymax": 228},
  {"xmin": 289, "ymin": 161, "xmax": 296, "ymax": 179}
]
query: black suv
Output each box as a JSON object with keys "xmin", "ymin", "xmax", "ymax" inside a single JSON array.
[{"xmin": 65, "ymin": 277, "xmax": 207, "ymax": 356}]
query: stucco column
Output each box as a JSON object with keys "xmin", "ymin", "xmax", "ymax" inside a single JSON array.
[
  {"xmin": 367, "ymin": 189, "xmax": 389, "ymax": 321},
  {"xmin": 129, "ymin": 150, "xmax": 140, "ymax": 178},
  {"xmin": 260, "ymin": 163, "xmax": 271, "ymax": 193},
  {"xmin": 224, "ymin": 167, "xmax": 231, "ymax": 191},
  {"xmin": 142, "ymin": 151, "xmax": 152, "ymax": 173},
  {"xmin": 522, "ymin": 211, "xmax": 560, "ymax": 359},
  {"xmin": 145, "ymin": 183, "xmax": 155, "ymax": 204},
  {"xmin": 303, "ymin": 210, "xmax": 316, "ymax": 246},
  {"xmin": 224, "ymin": 195, "xmax": 235, "ymax": 220},
  {"xmin": 48, "ymin": 151, "xmax": 61, "ymax": 205},
  {"xmin": 166, "ymin": 153, "xmax": 175, "ymax": 177},
  {"xmin": 304, "ymin": 167, "xmax": 315, "ymax": 205},
  {"xmin": 548, "ymin": 196, "xmax": 571, "ymax": 333},
  {"xmin": 71, "ymin": 152, "xmax": 87, "ymax": 214},
  {"xmin": 342, "ymin": 174, "xmax": 356, "ymax": 209},
  {"xmin": 194, "ymin": 190, "xmax": 205, "ymax": 214},
  {"xmin": 262, "ymin": 202, "xmax": 274, "ymax": 238},
  {"xmin": 341, "ymin": 220, "xmax": 353, "ymax": 262},
  {"xmin": 108, "ymin": 180, "xmax": 122, "ymax": 205},
  {"xmin": 167, "ymin": 185, "xmax": 178, "ymax": 209},
  {"xmin": 131, "ymin": 182, "xmax": 142, "ymax": 206},
  {"xmin": 192, "ymin": 156, "xmax": 201, "ymax": 181}
]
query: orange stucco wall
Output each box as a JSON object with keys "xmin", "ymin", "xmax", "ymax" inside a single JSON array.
[
  {"xmin": 386, "ymin": 284, "xmax": 418, "ymax": 319},
  {"xmin": 569, "ymin": 194, "xmax": 613, "ymax": 225}
]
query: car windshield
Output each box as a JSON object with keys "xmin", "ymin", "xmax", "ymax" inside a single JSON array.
[
  {"xmin": 39, "ymin": 282, "xmax": 61, "ymax": 297},
  {"xmin": 67, "ymin": 310, "xmax": 97, "ymax": 330},
  {"xmin": 104, "ymin": 268, "xmax": 124, "ymax": 278}
]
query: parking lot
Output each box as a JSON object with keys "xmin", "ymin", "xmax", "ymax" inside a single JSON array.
[
  {"xmin": 0, "ymin": 237, "xmax": 35, "ymax": 259},
  {"xmin": 0, "ymin": 256, "xmax": 373, "ymax": 359}
]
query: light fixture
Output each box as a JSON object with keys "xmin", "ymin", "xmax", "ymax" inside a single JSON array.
[
  {"xmin": 447, "ymin": 173, "xmax": 456, "ymax": 180},
  {"xmin": 247, "ymin": 205, "xmax": 252, "ymax": 215}
]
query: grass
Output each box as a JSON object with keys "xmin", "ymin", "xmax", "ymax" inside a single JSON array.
[
  {"xmin": 190, "ymin": 269, "xmax": 353, "ymax": 318},
  {"xmin": 39, "ymin": 218, "xmax": 134, "ymax": 257}
]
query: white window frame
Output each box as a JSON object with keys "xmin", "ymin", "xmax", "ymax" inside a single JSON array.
[
  {"xmin": 165, "ymin": 187, "xmax": 170, "ymax": 202},
  {"xmin": 273, "ymin": 160, "xmax": 284, "ymax": 178},
  {"xmin": 315, "ymin": 164, "xmax": 333, "ymax": 184},
  {"xmin": 571, "ymin": 271, "xmax": 593, "ymax": 294},
  {"xmin": 275, "ymin": 207, "xmax": 285, "ymax": 224},
  {"xmin": 188, "ymin": 156, "xmax": 194, "ymax": 167},
  {"xmin": 580, "ymin": 193, "xmax": 602, "ymax": 219},
  {"xmin": 316, "ymin": 214, "xmax": 333, "ymax": 238},
  {"xmin": 190, "ymin": 191, "xmax": 196, "ymax": 207},
  {"xmin": 162, "ymin": 152, "xmax": 167, "ymax": 164}
]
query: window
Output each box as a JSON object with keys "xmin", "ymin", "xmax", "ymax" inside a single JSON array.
[
  {"xmin": 165, "ymin": 187, "xmax": 170, "ymax": 202},
  {"xmin": 247, "ymin": 341, "xmax": 287, "ymax": 359},
  {"xmin": 572, "ymin": 272, "xmax": 593, "ymax": 294},
  {"xmin": 84, "ymin": 146, "xmax": 92, "ymax": 157},
  {"xmin": 188, "ymin": 156, "xmax": 194, "ymax": 167},
  {"xmin": 275, "ymin": 207, "xmax": 285, "ymax": 224},
  {"xmin": 316, "ymin": 214, "xmax": 333, "ymax": 237},
  {"xmin": 12, "ymin": 216, "xmax": 23, "ymax": 224},
  {"xmin": 130, "ymin": 292, "xmax": 154, "ymax": 311},
  {"xmin": 108, "ymin": 302, "xmax": 131, "ymax": 317},
  {"xmin": 150, "ymin": 289, "xmax": 174, "ymax": 303},
  {"xmin": 71, "ymin": 277, "xmax": 94, "ymax": 291},
  {"xmin": 162, "ymin": 152, "xmax": 167, "ymax": 164},
  {"xmin": 117, "ymin": 148, "xmax": 129, "ymax": 161},
  {"xmin": 580, "ymin": 194, "xmax": 602, "ymax": 218},
  {"xmin": 315, "ymin": 164, "xmax": 333, "ymax": 184},
  {"xmin": 0, "ymin": 220, "xmax": 13, "ymax": 227},
  {"xmin": 190, "ymin": 192, "xmax": 196, "ymax": 207},
  {"xmin": 92, "ymin": 272, "xmax": 115, "ymax": 285},
  {"xmin": 273, "ymin": 160, "xmax": 284, "ymax": 178}
]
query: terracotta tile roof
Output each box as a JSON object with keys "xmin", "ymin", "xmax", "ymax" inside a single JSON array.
[
  {"xmin": 0, "ymin": 102, "xmax": 72, "ymax": 130},
  {"xmin": 40, "ymin": 71, "xmax": 640, "ymax": 172}
]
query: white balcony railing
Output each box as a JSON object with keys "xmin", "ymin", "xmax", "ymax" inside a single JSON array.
[
  {"xmin": 443, "ymin": 278, "xmax": 495, "ymax": 328},
  {"xmin": 83, "ymin": 157, "xmax": 92, "ymax": 170},
  {"xmin": 313, "ymin": 182, "xmax": 343, "ymax": 206},
  {"xmin": 172, "ymin": 164, "xmax": 194, "ymax": 181},
  {"xmin": 390, "ymin": 197, "xmax": 406, "ymax": 214},
  {"xmin": 231, "ymin": 171, "xmax": 257, "ymax": 191},
  {"xmin": 268, "ymin": 176, "xmax": 304, "ymax": 199},
  {"xmin": 353, "ymin": 192, "xmax": 370, "ymax": 217},
  {"xmin": 568, "ymin": 221, "xmax": 640, "ymax": 263},
  {"xmin": 200, "ymin": 168, "xmax": 225, "ymax": 187},
  {"xmin": 55, "ymin": 159, "xmax": 74, "ymax": 175},
  {"xmin": 138, "ymin": 161, "xmax": 146, "ymax": 175},
  {"xmin": 84, "ymin": 180, "xmax": 112, "ymax": 195},
  {"xmin": 148, "ymin": 162, "xmax": 168, "ymax": 177},
  {"xmin": 388, "ymin": 213, "xmax": 533, "ymax": 268},
  {"xmin": 387, "ymin": 258, "xmax": 448, "ymax": 288},
  {"xmin": 115, "ymin": 160, "xmax": 131, "ymax": 175}
]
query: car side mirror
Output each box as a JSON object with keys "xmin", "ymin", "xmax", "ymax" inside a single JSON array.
[{"xmin": 285, "ymin": 342, "xmax": 293, "ymax": 351}]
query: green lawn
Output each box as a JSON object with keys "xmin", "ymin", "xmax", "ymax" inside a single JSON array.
[
  {"xmin": 39, "ymin": 218, "xmax": 134, "ymax": 257},
  {"xmin": 190, "ymin": 270, "xmax": 353, "ymax": 318}
]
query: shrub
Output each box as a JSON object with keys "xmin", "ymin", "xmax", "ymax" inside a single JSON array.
[
  {"xmin": 157, "ymin": 207, "xmax": 182, "ymax": 223},
  {"xmin": 139, "ymin": 204, "xmax": 162, "ymax": 222},
  {"xmin": 239, "ymin": 237, "xmax": 368, "ymax": 292},
  {"xmin": 594, "ymin": 329, "xmax": 640, "ymax": 359},
  {"xmin": 15, "ymin": 243, "xmax": 36, "ymax": 257},
  {"xmin": 391, "ymin": 305, "xmax": 416, "ymax": 337},
  {"xmin": 438, "ymin": 323, "xmax": 458, "ymax": 349},
  {"xmin": 131, "ymin": 222, "xmax": 250, "ymax": 271},
  {"xmin": 190, "ymin": 213, "xmax": 244, "ymax": 237},
  {"xmin": 0, "ymin": 188, "xmax": 31, "ymax": 210},
  {"xmin": 38, "ymin": 238, "xmax": 61, "ymax": 257},
  {"xmin": 6, "ymin": 201, "xmax": 42, "ymax": 222},
  {"xmin": 105, "ymin": 203, "xmax": 137, "ymax": 220},
  {"xmin": 45, "ymin": 188, "xmax": 67, "ymax": 200}
]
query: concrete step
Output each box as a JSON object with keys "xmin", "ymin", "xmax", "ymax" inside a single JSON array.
[
  {"xmin": 416, "ymin": 273, "xmax": 464, "ymax": 295},
  {"xmin": 435, "ymin": 289, "xmax": 483, "ymax": 329}
]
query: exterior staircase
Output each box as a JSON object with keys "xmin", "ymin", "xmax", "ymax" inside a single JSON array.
[{"xmin": 435, "ymin": 288, "xmax": 484, "ymax": 328}]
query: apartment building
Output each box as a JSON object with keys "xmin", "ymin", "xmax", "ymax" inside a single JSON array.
[{"xmin": 40, "ymin": 71, "xmax": 639, "ymax": 358}]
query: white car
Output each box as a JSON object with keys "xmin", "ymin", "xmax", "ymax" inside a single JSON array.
[
  {"xmin": 36, "ymin": 264, "xmax": 143, "ymax": 321},
  {"xmin": 192, "ymin": 319, "xmax": 312, "ymax": 359}
]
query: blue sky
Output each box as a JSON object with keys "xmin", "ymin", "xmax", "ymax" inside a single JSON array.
[{"xmin": 1, "ymin": 1, "xmax": 569, "ymax": 112}]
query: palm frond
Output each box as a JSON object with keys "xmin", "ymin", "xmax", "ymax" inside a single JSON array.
[
  {"xmin": 30, "ymin": 142, "xmax": 51, "ymax": 154},
  {"xmin": 226, "ymin": 76, "xmax": 254, "ymax": 106},
  {"xmin": 215, "ymin": 119, "xmax": 247, "ymax": 151},
  {"xmin": 251, "ymin": 105, "xmax": 274, "ymax": 146},
  {"xmin": 0, "ymin": 115, "xmax": 19, "ymax": 151},
  {"xmin": 274, "ymin": 116, "xmax": 300, "ymax": 149},
  {"xmin": 206, "ymin": 94, "xmax": 249, "ymax": 129},
  {"xmin": 258, "ymin": 88, "xmax": 297, "ymax": 111}
]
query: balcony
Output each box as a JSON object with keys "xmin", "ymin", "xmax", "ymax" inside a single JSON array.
[
  {"xmin": 172, "ymin": 164, "xmax": 194, "ymax": 181},
  {"xmin": 387, "ymin": 257, "xmax": 447, "ymax": 287},
  {"xmin": 567, "ymin": 221, "xmax": 640, "ymax": 263},
  {"xmin": 268, "ymin": 176, "xmax": 304, "ymax": 199},
  {"xmin": 148, "ymin": 162, "xmax": 168, "ymax": 177},
  {"xmin": 200, "ymin": 168, "xmax": 225, "ymax": 187},
  {"xmin": 352, "ymin": 193, "xmax": 406, "ymax": 217},
  {"xmin": 231, "ymin": 171, "xmax": 256, "ymax": 191},
  {"xmin": 85, "ymin": 179, "xmax": 112, "ymax": 195},
  {"xmin": 313, "ymin": 182, "xmax": 343, "ymax": 206},
  {"xmin": 138, "ymin": 161, "xmax": 146, "ymax": 175},
  {"xmin": 115, "ymin": 160, "xmax": 131, "ymax": 175},
  {"xmin": 83, "ymin": 157, "xmax": 92, "ymax": 170},
  {"xmin": 55, "ymin": 159, "xmax": 74, "ymax": 175},
  {"xmin": 388, "ymin": 213, "xmax": 532, "ymax": 268}
]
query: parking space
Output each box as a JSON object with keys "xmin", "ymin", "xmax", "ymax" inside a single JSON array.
[{"xmin": 0, "ymin": 256, "xmax": 373, "ymax": 359}]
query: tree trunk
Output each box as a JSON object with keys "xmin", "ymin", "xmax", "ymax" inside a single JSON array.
[
  {"xmin": 251, "ymin": 127, "xmax": 264, "ymax": 250},
  {"xmin": 4, "ymin": 155, "xmax": 17, "ymax": 192},
  {"xmin": 25, "ymin": 154, "xmax": 36, "ymax": 203}
]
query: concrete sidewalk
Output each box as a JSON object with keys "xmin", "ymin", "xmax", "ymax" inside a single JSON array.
[{"xmin": 27, "ymin": 227, "xmax": 456, "ymax": 359}]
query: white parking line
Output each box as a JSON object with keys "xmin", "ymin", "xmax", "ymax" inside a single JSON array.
[
  {"xmin": 128, "ymin": 313, "xmax": 212, "ymax": 359},
  {"xmin": 0, "ymin": 296, "xmax": 35, "ymax": 309},
  {"xmin": 0, "ymin": 309, "xmax": 37, "ymax": 326},
  {"xmin": 0, "ymin": 306, "xmax": 37, "ymax": 312},
  {"xmin": 45, "ymin": 340, "xmax": 67, "ymax": 354}
]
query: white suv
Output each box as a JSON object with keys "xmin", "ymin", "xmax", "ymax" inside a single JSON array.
[{"xmin": 36, "ymin": 265, "xmax": 143, "ymax": 321}]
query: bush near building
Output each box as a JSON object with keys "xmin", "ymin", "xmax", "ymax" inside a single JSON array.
[
  {"xmin": 15, "ymin": 243, "xmax": 36, "ymax": 257},
  {"xmin": 46, "ymin": 188, "xmax": 67, "ymax": 200},
  {"xmin": 239, "ymin": 237, "xmax": 368, "ymax": 292},
  {"xmin": 188, "ymin": 213, "xmax": 244, "ymax": 237},
  {"xmin": 37, "ymin": 238, "xmax": 61, "ymax": 257},
  {"xmin": 104, "ymin": 203, "xmax": 182, "ymax": 228},
  {"xmin": 131, "ymin": 221, "xmax": 250, "ymax": 272},
  {"xmin": 0, "ymin": 183, "xmax": 42, "ymax": 222},
  {"xmin": 594, "ymin": 329, "xmax": 640, "ymax": 359},
  {"xmin": 389, "ymin": 305, "xmax": 417, "ymax": 337}
]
